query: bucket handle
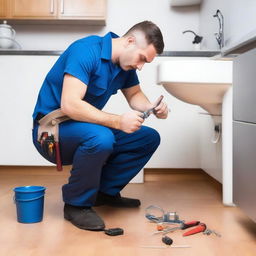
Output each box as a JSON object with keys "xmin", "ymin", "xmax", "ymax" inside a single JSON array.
[{"xmin": 13, "ymin": 194, "xmax": 44, "ymax": 203}]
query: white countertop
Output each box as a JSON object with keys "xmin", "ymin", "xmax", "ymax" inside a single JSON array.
[{"xmin": 222, "ymin": 28, "xmax": 256, "ymax": 56}]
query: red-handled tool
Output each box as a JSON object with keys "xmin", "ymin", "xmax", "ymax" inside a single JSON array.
[
  {"xmin": 55, "ymin": 141, "xmax": 62, "ymax": 171},
  {"xmin": 180, "ymin": 221, "xmax": 200, "ymax": 230},
  {"xmin": 154, "ymin": 221, "xmax": 200, "ymax": 235},
  {"xmin": 183, "ymin": 223, "xmax": 207, "ymax": 236},
  {"xmin": 39, "ymin": 132, "xmax": 63, "ymax": 171}
]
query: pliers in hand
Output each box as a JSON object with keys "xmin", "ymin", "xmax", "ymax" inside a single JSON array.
[{"xmin": 142, "ymin": 95, "xmax": 164, "ymax": 119}]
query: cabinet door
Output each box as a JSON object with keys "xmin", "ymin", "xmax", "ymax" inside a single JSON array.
[
  {"xmin": 0, "ymin": 55, "xmax": 58, "ymax": 165},
  {"xmin": 199, "ymin": 113, "xmax": 222, "ymax": 183},
  {"xmin": 233, "ymin": 48, "xmax": 256, "ymax": 123},
  {"xmin": 10, "ymin": 0, "xmax": 57, "ymax": 18},
  {"xmin": 0, "ymin": 0, "xmax": 8, "ymax": 18},
  {"xmin": 58, "ymin": 0, "xmax": 106, "ymax": 19},
  {"xmin": 233, "ymin": 121, "xmax": 256, "ymax": 222}
]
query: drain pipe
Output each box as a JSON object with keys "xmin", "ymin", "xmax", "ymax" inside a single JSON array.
[{"xmin": 211, "ymin": 123, "xmax": 221, "ymax": 144}]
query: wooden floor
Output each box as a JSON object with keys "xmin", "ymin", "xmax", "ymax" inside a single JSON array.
[{"xmin": 0, "ymin": 166, "xmax": 255, "ymax": 256}]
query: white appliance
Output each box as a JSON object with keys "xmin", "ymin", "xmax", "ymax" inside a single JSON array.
[{"xmin": 0, "ymin": 20, "xmax": 20, "ymax": 49}]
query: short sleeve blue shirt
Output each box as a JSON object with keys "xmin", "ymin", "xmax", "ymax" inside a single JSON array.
[{"xmin": 32, "ymin": 32, "xmax": 140, "ymax": 119}]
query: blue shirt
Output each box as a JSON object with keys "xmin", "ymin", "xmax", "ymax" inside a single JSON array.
[{"xmin": 33, "ymin": 32, "xmax": 140, "ymax": 119}]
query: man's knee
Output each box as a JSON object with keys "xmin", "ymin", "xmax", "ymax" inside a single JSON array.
[
  {"xmin": 147, "ymin": 127, "xmax": 161, "ymax": 148},
  {"xmin": 81, "ymin": 128, "xmax": 115, "ymax": 154},
  {"xmin": 138, "ymin": 126, "xmax": 161, "ymax": 151}
]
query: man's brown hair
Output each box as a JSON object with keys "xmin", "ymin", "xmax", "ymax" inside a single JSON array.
[{"xmin": 123, "ymin": 21, "xmax": 164, "ymax": 54}]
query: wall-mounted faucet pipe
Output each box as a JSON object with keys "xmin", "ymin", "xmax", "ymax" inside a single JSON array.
[
  {"xmin": 213, "ymin": 9, "xmax": 224, "ymax": 49},
  {"xmin": 182, "ymin": 30, "xmax": 203, "ymax": 44}
]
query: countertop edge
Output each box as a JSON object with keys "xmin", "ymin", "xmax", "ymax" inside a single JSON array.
[
  {"xmin": 0, "ymin": 50, "xmax": 63, "ymax": 56},
  {"xmin": 222, "ymin": 32, "xmax": 256, "ymax": 56},
  {"xmin": 0, "ymin": 50, "xmax": 220, "ymax": 57}
]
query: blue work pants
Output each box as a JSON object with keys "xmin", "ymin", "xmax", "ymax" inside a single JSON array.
[{"xmin": 32, "ymin": 121, "xmax": 160, "ymax": 207}]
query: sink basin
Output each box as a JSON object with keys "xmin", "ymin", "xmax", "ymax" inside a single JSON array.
[{"xmin": 157, "ymin": 60, "xmax": 233, "ymax": 115}]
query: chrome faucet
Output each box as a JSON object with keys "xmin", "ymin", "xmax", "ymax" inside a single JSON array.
[{"xmin": 213, "ymin": 9, "xmax": 224, "ymax": 49}]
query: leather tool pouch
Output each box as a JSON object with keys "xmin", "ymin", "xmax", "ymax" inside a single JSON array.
[{"xmin": 37, "ymin": 109, "xmax": 70, "ymax": 171}]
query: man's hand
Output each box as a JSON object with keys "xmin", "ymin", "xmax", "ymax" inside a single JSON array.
[
  {"xmin": 119, "ymin": 111, "xmax": 144, "ymax": 133},
  {"xmin": 153, "ymin": 99, "xmax": 169, "ymax": 119}
]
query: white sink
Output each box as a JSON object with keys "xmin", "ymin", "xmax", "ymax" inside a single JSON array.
[
  {"xmin": 157, "ymin": 59, "xmax": 234, "ymax": 206},
  {"xmin": 157, "ymin": 60, "xmax": 233, "ymax": 115}
]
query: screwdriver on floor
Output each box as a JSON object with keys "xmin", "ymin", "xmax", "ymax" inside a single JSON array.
[{"xmin": 153, "ymin": 221, "xmax": 200, "ymax": 235}]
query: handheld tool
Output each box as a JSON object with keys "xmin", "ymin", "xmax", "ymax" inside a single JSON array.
[
  {"xmin": 153, "ymin": 221, "xmax": 200, "ymax": 235},
  {"xmin": 142, "ymin": 95, "xmax": 164, "ymax": 119},
  {"xmin": 183, "ymin": 223, "xmax": 207, "ymax": 236},
  {"xmin": 104, "ymin": 228, "xmax": 124, "ymax": 236},
  {"xmin": 162, "ymin": 235, "xmax": 173, "ymax": 245},
  {"xmin": 37, "ymin": 109, "xmax": 71, "ymax": 171},
  {"xmin": 203, "ymin": 228, "xmax": 221, "ymax": 237},
  {"xmin": 39, "ymin": 132, "xmax": 62, "ymax": 171},
  {"xmin": 162, "ymin": 236, "xmax": 191, "ymax": 248},
  {"xmin": 145, "ymin": 205, "xmax": 183, "ymax": 224},
  {"xmin": 141, "ymin": 236, "xmax": 191, "ymax": 249}
]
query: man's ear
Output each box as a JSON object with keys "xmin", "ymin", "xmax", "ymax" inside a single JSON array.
[{"xmin": 124, "ymin": 36, "xmax": 136, "ymax": 47}]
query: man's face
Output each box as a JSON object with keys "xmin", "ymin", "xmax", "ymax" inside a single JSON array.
[{"xmin": 118, "ymin": 35, "xmax": 157, "ymax": 71}]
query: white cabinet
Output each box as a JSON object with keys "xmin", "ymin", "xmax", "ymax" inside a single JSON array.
[
  {"xmin": 0, "ymin": 55, "xmax": 58, "ymax": 165},
  {"xmin": 233, "ymin": 48, "xmax": 256, "ymax": 221},
  {"xmin": 0, "ymin": 55, "xmax": 201, "ymax": 170},
  {"xmin": 199, "ymin": 113, "xmax": 222, "ymax": 182}
]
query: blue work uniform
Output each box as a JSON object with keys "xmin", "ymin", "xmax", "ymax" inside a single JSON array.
[{"xmin": 32, "ymin": 32, "xmax": 160, "ymax": 207}]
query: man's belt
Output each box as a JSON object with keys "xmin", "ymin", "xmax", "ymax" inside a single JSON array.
[{"xmin": 37, "ymin": 109, "xmax": 70, "ymax": 171}]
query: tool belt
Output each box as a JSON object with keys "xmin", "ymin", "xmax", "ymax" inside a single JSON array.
[{"xmin": 37, "ymin": 108, "xmax": 70, "ymax": 171}]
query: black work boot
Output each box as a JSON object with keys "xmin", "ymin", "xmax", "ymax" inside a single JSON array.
[
  {"xmin": 94, "ymin": 192, "xmax": 141, "ymax": 208},
  {"xmin": 64, "ymin": 204, "xmax": 105, "ymax": 231}
]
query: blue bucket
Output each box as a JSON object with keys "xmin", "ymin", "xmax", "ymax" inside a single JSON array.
[{"xmin": 13, "ymin": 186, "xmax": 46, "ymax": 223}]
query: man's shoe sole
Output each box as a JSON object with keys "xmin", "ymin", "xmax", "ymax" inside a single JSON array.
[{"xmin": 64, "ymin": 213, "xmax": 105, "ymax": 231}]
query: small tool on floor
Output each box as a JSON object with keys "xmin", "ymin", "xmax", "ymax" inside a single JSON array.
[
  {"xmin": 153, "ymin": 221, "xmax": 200, "ymax": 235},
  {"xmin": 141, "ymin": 236, "xmax": 191, "ymax": 249},
  {"xmin": 203, "ymin": 228, "xmax": 221, "ymax": 237},
  {"xmin": 183, "ymin": 223, "xmax": 207, "ymax": 236},
  {"xmin": 145, "ymin": 205, "xmax": 183, "ymax": 224},
  {"xmin": 162, "ymin": 236, "xmax": 191, "ymax": 248},
  {"xmin": 162, "ymin": 235, "xmax": 173, "ymax": 245},
  {"xmin": 142, "ymin": 95, "xmax": 164, "ymax": 119},
  {"xmin": 104, "ymin": 228, "xmax": 124, "ymax": 236},
  {"xmin": 156, "ymin": 222, "xmax": 168, "ymax": 231}
]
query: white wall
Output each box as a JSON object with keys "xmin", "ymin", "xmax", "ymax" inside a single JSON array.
[
  {"xmin": 104, "ymin": 57, "xmax": 201, "ymax": 168},
  {"xmin": 199, "ymin": 0, "xmax": 256, "ymax": 50},
  {"xmin": 0, "ymin": 55, "xmax": 201, "ymax": 168},
  {"xmin": 12, "ymin": 0, "xmax": 200, "ymax": 51}
]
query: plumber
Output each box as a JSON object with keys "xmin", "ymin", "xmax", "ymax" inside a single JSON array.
[{"xmin": 32, "ymin": 20, "xmax": 168, "ymax": 231}]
